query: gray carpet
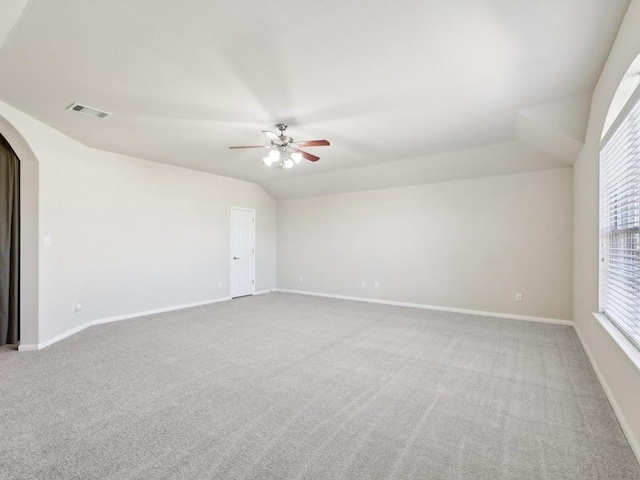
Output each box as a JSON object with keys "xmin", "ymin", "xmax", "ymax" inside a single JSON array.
[{"xmin": 0, "ymin": 292, "xmax": 638, "ymax": 479}]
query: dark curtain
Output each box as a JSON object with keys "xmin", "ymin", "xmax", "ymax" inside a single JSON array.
[{"xmin": 0, "ymin": 134, "xmax": 19, "ymax": 346}]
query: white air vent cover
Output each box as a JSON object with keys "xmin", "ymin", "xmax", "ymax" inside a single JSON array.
[{"xmin": 67, "ymin": 103, "xmax": 112, "ymax": 119}]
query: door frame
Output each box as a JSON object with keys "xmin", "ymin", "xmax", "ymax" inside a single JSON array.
[{"xmin": 229, "ymin": 207, "xmax": 256, "ymax": 298}]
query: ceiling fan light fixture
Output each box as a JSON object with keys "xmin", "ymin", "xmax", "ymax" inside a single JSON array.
[
  {"xmin": 284, "ymin": 159, "xmax": 294, "ymax": 169},
  {"xmin": 291, "ymin": 151, "xmax": 302, "ymax": 163},
  {"xmin": 263, "ymin": 156, "xmax": 274, "ymax": 167},
  {"xmin": 269, "ymin": 150, "xmax": 281, "ymax": 162}
]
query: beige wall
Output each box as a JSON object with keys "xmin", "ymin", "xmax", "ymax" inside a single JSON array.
[
  {"xmin": 574, "ymin": 0, "xmax": 640, "ymax": 459},
  {"xmin": 0, "ymin": 100, "xmax": 277, "ymax": 347},
  {"xmin": 278, "ymin": 168, "xmax": 573, "ymax": 320}
]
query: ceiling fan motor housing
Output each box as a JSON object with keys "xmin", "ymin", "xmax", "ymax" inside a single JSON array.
[{"xmin": 275, "ymin": 123, "xmax": 291, "ymax": 144}]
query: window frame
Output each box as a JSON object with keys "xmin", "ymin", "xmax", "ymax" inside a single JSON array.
[{"xmin": 599, "ymin": 83, "xmax": 640, "ymax": 353}]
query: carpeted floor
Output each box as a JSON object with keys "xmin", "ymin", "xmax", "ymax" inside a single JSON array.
[{"xmin": 0, "ymin": 292, "xmax": 638, "ymax": 479}]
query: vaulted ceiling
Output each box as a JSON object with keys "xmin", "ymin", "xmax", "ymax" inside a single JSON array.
[{"xmin": 0, "ymin": 0, "xmax": 631, "ymax": 198}]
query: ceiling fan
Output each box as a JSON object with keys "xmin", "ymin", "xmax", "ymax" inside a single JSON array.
[{"xmin": 229, "ymin": 124, "xmax": 330, "ymax": 169}]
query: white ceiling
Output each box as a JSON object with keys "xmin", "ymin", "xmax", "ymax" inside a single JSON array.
[{"xmin": 0, "ymin": 0, "xmax": 631, "ymax": 198}]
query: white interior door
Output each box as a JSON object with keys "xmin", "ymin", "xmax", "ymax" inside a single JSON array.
[{"xmin": 230, "ymin": 208, "xmax": 255, "ymax": 298}]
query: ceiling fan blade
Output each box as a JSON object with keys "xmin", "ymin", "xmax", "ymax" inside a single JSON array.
[
  {"xmin": 297, "ymin": 149, "xmax": 320, "ymax": 162},
  {"xmin": 293, "ymin": 140, "xmax": 330, "ymax": 148},
  {"xmin": 262, "ymin": 130, "xmax": 284, "ymax": 145},
  {"xmin": 228, "ymin": 145, "xmax": 270, "ymax": 149}
]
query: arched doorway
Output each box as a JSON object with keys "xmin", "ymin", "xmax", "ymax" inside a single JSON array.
[
  {"xmin": 0, "ymin": 116, "xmax": 39, "ymax": 349},
  {"xmin": 0, "ymin": 134, "xmax": 19, "ymax": 346}
]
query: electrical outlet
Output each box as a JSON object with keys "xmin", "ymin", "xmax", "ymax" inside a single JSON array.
[
  {"xmin": 515, "ymin": 293, "xmax": 522, "ymax": 302},
  {"xmin": 361, "ymin": 281, "xmax": 365, "ymax": 288},
  {"xmin": 72, "ymin": 302, "xmax": 82, "ymax": 313},
  {"xmin": 374, "ymin": 282, "xmax": 379, "ymax": 289}
]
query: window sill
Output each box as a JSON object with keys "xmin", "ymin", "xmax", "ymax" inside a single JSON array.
[{"xmin": 592, "ymin": 312, "xmax": 640, "ymax": 373}]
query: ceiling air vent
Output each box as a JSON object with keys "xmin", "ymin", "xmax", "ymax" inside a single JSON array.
[{"xmin": 66, "ymin": 103, "xmax": 112, "ymax": 119}]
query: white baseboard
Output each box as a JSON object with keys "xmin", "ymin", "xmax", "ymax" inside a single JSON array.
[
  {"xmin": 273, "ymin": 289, "xmax": 573, "ymax": 326},
  {"xmin": 574, "ymin": 325, "xmax": 640, "ymax": 465},
  {"xmin": 18, "ymin": 287, "xmax": 571, "ymax": 351},
  {"xmin": 91, "ymin": 297, "xmax": 232, "ymax": 326},
  {"xmin": 19, "ymin": 321, "xmax": 94, "ymax": 351},
  {"xmin": 18, "ymin": 296, "xmax": 232, "ymax": 352},
  {"xmin": 16, "ymin": 344, "xmax": 39, "ymax": 351}
]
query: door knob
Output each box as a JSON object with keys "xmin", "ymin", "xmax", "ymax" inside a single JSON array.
[{"xmin": 233, "ymin": 256, "xmax": 240, "ymax": 260}]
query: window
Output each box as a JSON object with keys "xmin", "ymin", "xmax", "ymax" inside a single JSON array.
[{"xmin": 600, "ymin": 86, "xmax": 640, "ymax": 350}]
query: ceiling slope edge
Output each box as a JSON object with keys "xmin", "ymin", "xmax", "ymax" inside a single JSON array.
[
  {"xmin": 260, "ymin": 141, "xmax": 569, "ymax": 200},
  {"xmin": 0, "ymin": 0, "xmax": 29, "ymax": 48},
  {"xmin": 515, "ymin": 94, "xmax": 591, "ymax": 165}
]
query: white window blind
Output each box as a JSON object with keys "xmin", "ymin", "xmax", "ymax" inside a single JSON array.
[{"xmin": 600, "ymin": 87, "xmax": 640, "ymax": 350}]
